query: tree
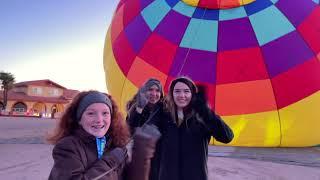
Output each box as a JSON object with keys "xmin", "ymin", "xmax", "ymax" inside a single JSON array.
[{"xmin": 0, "ymin": 71, "xmax": 15, "ymax": 111}]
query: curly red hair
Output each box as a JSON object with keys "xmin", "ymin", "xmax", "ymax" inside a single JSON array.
[{"xmin": 47, "ymin": 90, "xmax": 130, "ymax": 147}]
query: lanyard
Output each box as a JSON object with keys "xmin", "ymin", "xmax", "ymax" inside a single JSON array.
[{"xmin": 96, "ymin": 136, "xmax": 107, "ymax": 159}]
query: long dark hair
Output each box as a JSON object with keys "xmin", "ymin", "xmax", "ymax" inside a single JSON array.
[
  {"xmin": 164, "ymin": 77, "xmax": 198, "ymax": 124},
  {"xmin": 47, "ymin": 90, "xmax": 130, "ymax": 147}
]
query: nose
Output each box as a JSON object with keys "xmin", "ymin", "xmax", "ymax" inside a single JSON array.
[
  {"xmin": 178, "ymin": 92, "xmax": 186, "ymax": 98},
  {"xmin": 94, "ymin": 114, "xmax": 104, "ymax": 123},
  {"xmin": 150, "ymin": 90, "xmax": 157, "ymax": 96}
]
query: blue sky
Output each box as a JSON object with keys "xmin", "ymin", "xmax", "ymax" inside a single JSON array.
[{"xmin": 0, "ymin": 0, "xmax": 119, "ymax": 92}]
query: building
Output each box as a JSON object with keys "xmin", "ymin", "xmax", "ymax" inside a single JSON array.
[{"xmin": 0, "ymin": 79, "xmax": 79, "ymax": 118}]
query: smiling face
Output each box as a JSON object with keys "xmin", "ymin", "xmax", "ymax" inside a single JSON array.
[
  {"xmin": 173, "ymin": 82, "xmax": 192, "ymax": 110},
  {"xmin": 79, "ymin": 103, "xmax": 111, "ymax": 138},
  {"xmin": 146, "ymin": 85, "xmax": 161, "ymax": 104}
]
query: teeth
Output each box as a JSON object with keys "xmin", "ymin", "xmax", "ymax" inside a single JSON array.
[{"xmin": 92, "ymin": 125, "xmax": 104, "ymax": 129}]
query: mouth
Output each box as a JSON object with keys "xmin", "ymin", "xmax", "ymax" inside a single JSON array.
[
  {"xmin": 91, "ymin": 125, "xmax": 105, "ymax": 130},
  {"xmin": 149, "ymin": 97, "xmax": 159, "ymax": 101},
  {"xmin": 177, "ymin": 99, "xmax": 187, "ymax": 104}
]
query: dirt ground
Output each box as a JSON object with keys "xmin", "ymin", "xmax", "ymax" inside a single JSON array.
[{"xmin": 0, "ymin": 117, "xmax": 319, "ymax": 180}]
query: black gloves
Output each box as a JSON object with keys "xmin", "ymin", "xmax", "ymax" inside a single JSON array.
[
  {"xmin": 193, "ymin": 85, "xmax": 211, "ymax": 119},
  {"xmin": 127, "ymin": 124, "xmax": 161, "ymax": 180},
  {"xmin": 102, "ymin": 147, "xmax": 127, "ymax": 166},
  {"xmin": 136, "ymin": 85, "xmax": 149, "ymax": 109}
]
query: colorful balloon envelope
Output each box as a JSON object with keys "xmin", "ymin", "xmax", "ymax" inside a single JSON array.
[{"xmin": 104, "ymin": 0, "xmax": 320, "ymax": 147}]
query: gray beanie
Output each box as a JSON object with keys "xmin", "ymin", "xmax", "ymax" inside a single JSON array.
[
  {"xmin": 76, "ymin": 91, "xmax": 112, "ymax": 121},
  {"xmin": 143, "ymin": 78, "xmax": 163, "ymax": 96}
]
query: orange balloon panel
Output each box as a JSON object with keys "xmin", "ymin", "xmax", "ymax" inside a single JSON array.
[
  {"xmin": 215, "ymin": 80, "xmax": 277, "ymax": 115},
  {"xmin": 127, "ymin": 57, "xmax": 168, "ymax": 87}
]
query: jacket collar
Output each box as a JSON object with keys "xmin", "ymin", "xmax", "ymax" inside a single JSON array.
[
  {"xmin": 72, "ymin": 127, "xmax": 112, "ymax": 148},
  {"xmin": 73, "ymin": 127, "xmax": 95, "ymax": 144}
]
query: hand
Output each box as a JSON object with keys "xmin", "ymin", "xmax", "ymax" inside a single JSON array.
[
  {"xmin": 140, "ymin": 124, "xmax": 161, "ymax": 141},
  {"xmin": 127, "ymin": 125, "xmax": 161, "ymax": 180},
  {"xmin": 193, "ymin": 85, "xmax": 210, "ymax": 118},
  {"xmin": 125, "ymin": 140, "xmax": 134, "ymax": 162},
  {"xmin": 132, "ymin": 125, "xmax": 161, "ymax": 159},
  {"xmin": 136, "ymin": 85, "xmax": 149, "ymax": 109},
  {"xmin": 103, "ymin": 147, "xmax": 127, "ymax": 165}
]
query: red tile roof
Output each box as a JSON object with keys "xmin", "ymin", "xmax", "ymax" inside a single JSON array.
[
  {"xmin": 14, "ymin": 79, "xmax": 67, "ymax": 89},
  {"xmin": 62, "ymin": 89, "xmax": 79, "ymax": 100}
]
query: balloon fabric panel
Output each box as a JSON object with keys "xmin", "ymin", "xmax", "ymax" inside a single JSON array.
[{"xmin": 104, "ymin": 0, "xmax": 320, "ymax": 147}]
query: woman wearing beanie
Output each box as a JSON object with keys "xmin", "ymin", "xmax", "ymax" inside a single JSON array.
[
  {"xmin": 152, "ymin": 77, "xmax": 234, "ymax": 180},
  {"xmin": 126, "ymin": 78, "xmax": 164, "ymax": 180},
  {"xmin": 48, "ymin": 90, "xmax": 160, "ymax": 180},
  {"xmin": 47, "ymin": 90, "xmax": 130, "ymax": 180},
  {"xmin": 126, "ymin": 78, "xmax": 164, "ymax": 134}
]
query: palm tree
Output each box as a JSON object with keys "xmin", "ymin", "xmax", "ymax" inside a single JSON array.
[{"xmin": 0, "ymin": 71, "xmax": 15, "ymax": 111}]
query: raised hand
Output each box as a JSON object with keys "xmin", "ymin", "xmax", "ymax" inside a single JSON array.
[
  {"xmin": 193, "ymin": 85, "xmax": 210, "ymax": 118},
  {"xmin": 136, "ymin": 85, "xmax": 149, "ymax": 109}
]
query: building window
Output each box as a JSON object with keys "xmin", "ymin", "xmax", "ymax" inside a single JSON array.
[
  {"xmin": 53, "ymin": 89, "xmax": 59, "ymax": 96},
  {"xmin": 32, "ymin": 87, "xmax": 42, "ymax": 95},
  {"xmin": 48, "ymin": 88, "xmax": 59, "ymax": 96}
]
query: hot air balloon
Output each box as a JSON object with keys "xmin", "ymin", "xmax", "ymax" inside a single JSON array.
[{"xmin": 104, "ymin": 0, "xmax": 320, "ymax": 147}]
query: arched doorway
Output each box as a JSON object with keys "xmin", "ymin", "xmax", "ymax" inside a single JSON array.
[
  {"xmin": 51, "ymin": 104, "xmax": 64, "ymax": 118},
  {"xmin": 11, "ymin": 102, "xmax": 27, "ymax": 115},
  {"xmin": 32, "ymin": 102, "xmax": 46, "ymax": 117}
]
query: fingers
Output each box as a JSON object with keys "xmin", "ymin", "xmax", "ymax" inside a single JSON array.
[
  {"xmin": 139, "ymin": 84, "xmax": 148, "ymax": 94},
  {"xmin": 196, "ymin": 84, "xmax": 207, "ymax": 100},
  {"xmin": 137, "ymin": 87, "xmax": 149, "ymax": 108}
]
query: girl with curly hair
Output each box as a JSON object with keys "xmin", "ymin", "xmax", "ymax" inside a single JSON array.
[{"xmin": 47, "ymin": 90, "xmax": 130, "ymax": 180}]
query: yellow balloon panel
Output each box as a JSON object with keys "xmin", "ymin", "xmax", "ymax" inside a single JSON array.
[
  {"xmin": 181, "ymin": 0, "xmax": 199, "ymax": 7},
  {"xmin": 240, "ymin": 0, "xmax": 256, "ymax": 5},
  {"xmin": 104, "ymin": 29, "xmax": 126, "ymax": 106},
  {"xmin": 213, "ymin": 110, "xmax": 281, "ymax": 147},
  {"xmin": 121, "ymin": 79, "xmax": 138, "ymax": 115},
  {"xmin": 279, "ymin": 91, "xmax": 320, "ymax": 147}
]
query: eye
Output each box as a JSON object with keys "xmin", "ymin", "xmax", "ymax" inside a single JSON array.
[
  {"xmin": 86, "ymin": 111, "xmax": 96, "ymax": 116},
  {"xmin": 102, "ymin": 111, "xmax": 110, "ymax": 116}
]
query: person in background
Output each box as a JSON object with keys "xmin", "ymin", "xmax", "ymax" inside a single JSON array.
[
  {"xmin": 126, "ymin": 78, "xmax": 164, "ymax": 180},
  {"xmin": 126, "ymin": 78, "xmax": 164, "ymax": 134},
  {"xmin": 153, "ymin": 77, "xmax": 234, "ymax": 180}
]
